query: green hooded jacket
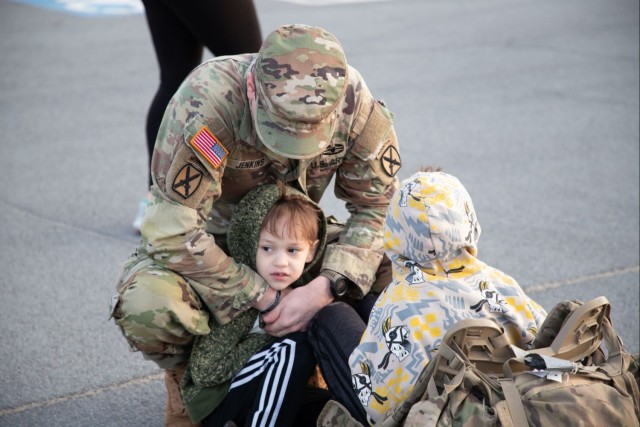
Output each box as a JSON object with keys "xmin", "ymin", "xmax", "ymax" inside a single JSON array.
[{"xmin": 181, "ymin": 183, "xmax": 327, "ymax": 423}]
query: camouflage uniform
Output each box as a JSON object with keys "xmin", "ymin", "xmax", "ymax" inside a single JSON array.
[{"xmin": 111, "ymin": 24, "xmax": 401, "ymax": 368}]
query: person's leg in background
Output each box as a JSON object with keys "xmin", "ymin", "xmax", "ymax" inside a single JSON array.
[
  {"xmin": 134, "ymin": 0, "xmax": 203, "ymax": 231},
  {"xmin": 134, "ymin": 0, "xmax": 262, "ymax": 231},
  {"xmin": 143, "ymin": 0, "xmax": 262, "ymax": 175},
  {"xmin": 163, "ymin": 0, "xmax": 262, "ymax": 57}
]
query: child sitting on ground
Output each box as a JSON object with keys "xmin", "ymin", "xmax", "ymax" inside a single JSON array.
[
  {"xmin": 349, "ymin": 169, "xmax": 547, "ymax": 425},
  {"xmin": 181, "ymin": 181, "xmax": 329, "ymax": 426}
]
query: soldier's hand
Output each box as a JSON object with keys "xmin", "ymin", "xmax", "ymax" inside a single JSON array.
[{"xmin": 262, "ymin": 276, "xmax": 333, "ymax": 337}]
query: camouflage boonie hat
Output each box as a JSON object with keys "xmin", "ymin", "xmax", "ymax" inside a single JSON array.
[{"xmin": 253, "ymin": 24, "xmax": 348, "ymax": 159}]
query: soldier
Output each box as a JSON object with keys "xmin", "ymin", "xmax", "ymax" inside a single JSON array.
[{"xmin": 110, "ymin": 24, "xmax": 401, "ymax": 426}]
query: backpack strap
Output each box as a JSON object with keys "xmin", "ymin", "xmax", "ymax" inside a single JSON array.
[
  {"xmin": 529, "ymin": 296, "xmax": 610, "ymax": 362},
  {"xmin": 425, "ymin": 341, "xmax": 467, "ymax": 399},
  {"xmin": 597, "ymin": 315, "xmax": 623, "ymax": 373},
  {"xmin": 497, "ymin": 378, "xmax": 529, "ymax": 427},
  {"xmin": 594, "ymin": 314, "xmax": 640, "ymax": 415},
  {"xmin": 438, "ymin": 318, "xmax": 516, "ymax": 376}
]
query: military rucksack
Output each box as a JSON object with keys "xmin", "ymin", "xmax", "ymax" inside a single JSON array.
[{"xmin": 317, "ymin": 296, "xmax": 640, "ymax": 427}]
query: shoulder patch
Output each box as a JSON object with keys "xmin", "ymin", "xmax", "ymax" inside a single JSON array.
[
  {"xmin": 171, "ymin": 163, "xmax": 204, "ymax": 199},
  {"xmin": 165, "ymin": 143, "xmax": 215, "ymax": 209},
  {"xmin": 380, "ymin": 145, "xmax": 401, "ymax": 177},
  {"xmin": 189, "ymin": 126, "xmax": 228, "ymax": 169}
]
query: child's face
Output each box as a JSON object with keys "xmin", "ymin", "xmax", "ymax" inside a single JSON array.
[{"xmin": 256, "ymin": 218, "xmax": 319, "ymax": 291}]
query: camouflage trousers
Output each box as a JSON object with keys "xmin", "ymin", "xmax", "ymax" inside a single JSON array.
[
  {"xmin": 111, "ymin": 260, "xmax": 211, "ymax": 369},
  {"xmin": 111, "ymin": 220, "xmax": 392, "ymax": 370}
]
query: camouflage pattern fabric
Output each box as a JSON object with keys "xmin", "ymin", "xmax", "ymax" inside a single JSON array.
[
  {"xmin": 317, "ymin": 301, "xmax": 640, "ymax": 426},
  {"xmin": 401, "ymin": 307, "xmax": 640, "ymax": 427},
  {"xmin": 349, "ymin": 171, "xmax": 546, "ymax": 424},
  {"xmin": 112, "ymin": 24, "xmax": 400, "ymax": 367},
  {"xmin": 252, "ymin": 24, "xmax": 349, "ymax": 159},
  {"xmin": 112, "ymin": 263, "xmax": 211, "ymax": 368},
  {"xmin": 318, "ymin": 400, "xmax": 365, "ymax": 427},
  {"xmin": 403, "ymin": 360, "xmax": 640, "ymax": 427}
]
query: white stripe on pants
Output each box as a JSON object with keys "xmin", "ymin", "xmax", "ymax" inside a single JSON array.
[{"xmin": 229, "ymin": 339, "xmax": 296, "ymax": 427}]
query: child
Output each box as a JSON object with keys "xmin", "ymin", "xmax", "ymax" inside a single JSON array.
[
  {"xmin": 181, "ymin": 182, "xmax": 329, "ymax": 426},
  {"xmin": 349, "ymin": 170, "xmax": 547, "ymax": 425}
]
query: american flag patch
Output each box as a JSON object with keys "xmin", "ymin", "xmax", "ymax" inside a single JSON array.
[{"xmin": 189, "ymin": 126, "xmax": 228, "ymax": 169}]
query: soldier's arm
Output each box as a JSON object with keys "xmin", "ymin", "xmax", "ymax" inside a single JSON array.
[
  {"xmin": 140, "ymin": 59, "xmax": 270, "ymax": 325},
  {"xmin": 323, "ymin": 82, "xmax": 400, "ymax": 298}
]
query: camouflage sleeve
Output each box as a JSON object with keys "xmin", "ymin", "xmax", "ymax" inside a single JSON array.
[
  {"xmin": 141, "ymin": 58, "xmax": 269, "ymax": 325},
  {"xmin": 323, "ymin": 76, "xmax": 401, "ymax": 298}
]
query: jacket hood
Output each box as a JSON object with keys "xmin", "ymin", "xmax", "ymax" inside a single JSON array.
[
  {"xmin": 384, "ymin": 171, "xmax": 481, "ymax": 279},
  {"xmin": 227, "ymin": 183, "xmax": 327, "ymax": 277},
  {"xmin": 352, "ymin": 172, "xmax": 547, "ymax": 425}
]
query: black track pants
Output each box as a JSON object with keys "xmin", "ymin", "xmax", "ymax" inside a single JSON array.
[
  {"xmin": 308, "ymin": 302, "xmax": 370, "ymax": 425},
  {"xmin": 203, "ymin": 332, "xmax": 329, "ymax": 427}
]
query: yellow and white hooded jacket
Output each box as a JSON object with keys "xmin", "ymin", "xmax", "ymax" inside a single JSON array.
[{"xmin": 348, "ymin": 171, "xmax": 547, "ymax": 424}]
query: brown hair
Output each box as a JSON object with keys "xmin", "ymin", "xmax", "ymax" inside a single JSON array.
[{"xmin": 261, "ymin": 182, "xmax": 319, "ymax": 244}]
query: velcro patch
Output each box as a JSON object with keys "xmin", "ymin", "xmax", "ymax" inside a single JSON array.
[
  {"xmin": 352, "ymin": 101, "xmax": 394, "ymax": 161},
  {"xmin": 189, "ymin": 126, "xmax": 228, "ymax": 169},
  {"xmin": 171, "ymin": 163, "xmax": 204, "ymax": 199}
]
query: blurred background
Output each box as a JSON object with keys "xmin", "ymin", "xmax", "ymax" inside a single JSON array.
[{"xmin": 0, "ymin": 0, "xmax": 638, "ymax": 425}]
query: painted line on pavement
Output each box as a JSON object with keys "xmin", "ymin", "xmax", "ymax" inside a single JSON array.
[
  {"xmin": 0, "ymin": 372, "xmax": 163, "ymax": 417},
  {"xmin": 526, "ymin": 265, "xmax": 639, "ymax": 293}
]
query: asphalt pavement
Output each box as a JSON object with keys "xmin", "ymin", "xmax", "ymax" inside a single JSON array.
[{"xmin": 0, "ymin": 0, "xmax": 638, "ymax": 425}]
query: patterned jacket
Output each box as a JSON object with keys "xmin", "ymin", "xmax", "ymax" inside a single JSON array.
[
  {"xmin": 349, "ymin": 171, "xmax": 547, "ymax": 424},
  {"xmin": 116, "ymin": 54, "xmax": 400, "ymax": 325}
]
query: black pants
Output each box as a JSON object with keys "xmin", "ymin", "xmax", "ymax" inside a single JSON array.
[
  {"xmin": 203, "ymin": 332, "xmax": 329, "ymax": 427},
  {"xmin": 141, "ymin": 0, "xmax": 262, "ymax": 186},
  {"xmin": 308, "ymin": 298, "xmax": 377, "ymax": 426}
]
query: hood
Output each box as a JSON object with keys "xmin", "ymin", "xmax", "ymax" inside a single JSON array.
[
  {"xmin": 384, "ymin": 171, "xmax": 481, "ymax": 278},
  {"xmin": 227, "ymin": 183, "xmax": 327, "ymax": 276}
]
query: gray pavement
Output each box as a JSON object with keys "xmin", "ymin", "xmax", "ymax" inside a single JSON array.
[{"xmin": 0, "ymin": 0, "xmax": 638, "ymax": 425}]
